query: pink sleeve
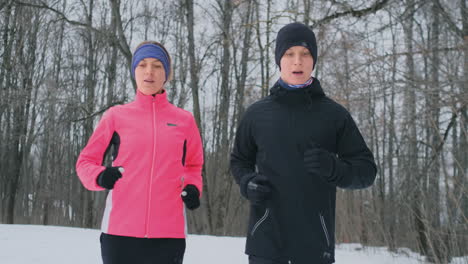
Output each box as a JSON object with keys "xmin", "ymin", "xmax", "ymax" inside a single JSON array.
[
  {"xmin": 183, "ymin": 115, "xmax": 204, "ymax": 195},
  {"xmin": 75, "ymin": 109, "xmax": 115, "ymax": 191}
]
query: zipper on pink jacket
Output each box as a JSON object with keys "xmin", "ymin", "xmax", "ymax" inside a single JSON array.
[{"xmin": 145, "ymin": 97, "xmax": 157, "ymax": 237}]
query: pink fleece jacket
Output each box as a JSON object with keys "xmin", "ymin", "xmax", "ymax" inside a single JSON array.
[{"xmin": 76, "ymin": 90, "xmax": 203, "ymax": 238}]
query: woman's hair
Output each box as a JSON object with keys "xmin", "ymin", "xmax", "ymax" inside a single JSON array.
[{"xmin": 134, "ymin": 41, "xmax": 173, "ymax": 81}]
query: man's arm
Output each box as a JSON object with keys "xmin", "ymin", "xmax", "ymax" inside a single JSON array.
[
  {"xmin": 230, "ymin": 110, "xmax": 259, "ymax": 198},
  {"xmin": 332, "ymin": 112, "xmax": 377, "ymax": 189}
]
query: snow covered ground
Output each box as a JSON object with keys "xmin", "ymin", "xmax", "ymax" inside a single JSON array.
[{"xmin": 0, "ymin": 224, "xmax": 466, "ymax": 264}]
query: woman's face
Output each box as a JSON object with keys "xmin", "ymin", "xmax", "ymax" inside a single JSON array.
[
  {"xmin": 280, "ymin": 46, "xmax": 314, "ymax": 85},
  {"xmin": 135, "ymin": 58, "xmax": 166, "ymax": 95}
]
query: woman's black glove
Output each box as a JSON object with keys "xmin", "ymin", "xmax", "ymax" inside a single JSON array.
[
  {"xmin": 241, "ymin": 173, "xmax": 271, "ymax": 205},
  {"xmin": 181, "ymin": 184, "xmax": 200, "ymax": 210},
  {"xmin": 96, "ymin": 166, "xmax": 123, "ymax": 189}
]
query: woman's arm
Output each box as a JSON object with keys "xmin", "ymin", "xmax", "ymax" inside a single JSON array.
[
  {"xmin": 76, "ymin": 109, "xmax": 115, "ymax": 191},
  {"xmin": 183, "ymin": 115, "xmax": 204, "ymax": 194}
]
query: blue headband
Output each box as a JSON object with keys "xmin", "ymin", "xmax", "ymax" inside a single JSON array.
[{"xmin": 132, "ymin": 44, "xmax": 170, "ymax": 81}]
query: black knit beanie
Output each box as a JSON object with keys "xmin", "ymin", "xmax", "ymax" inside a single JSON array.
[{"xmin": 275, "ymin": 22, "xmax": 317, "ymax": 69}]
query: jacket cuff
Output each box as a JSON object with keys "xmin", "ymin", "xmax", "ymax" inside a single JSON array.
[
  {"xmin": 239, "ymin": 172, "xmax": 257, "ymax": 198},
  {"xmin": 183, "ymin": 175, "xmax": 203, "ymax": 197},
  {"xmin": 183, "ymin": 184, "xmax": 200, "ymax": 197},
  {"xmin": 81, "ymin": 166, "xmax": 106, "ymax": 191},
  {"xmin": 319, "ymin": 150, "xmax": 338, "ymax": 183}
]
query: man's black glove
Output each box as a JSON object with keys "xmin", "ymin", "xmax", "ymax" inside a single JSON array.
[
  {"xmin": 241, "ymin": 174, "xmax": 271, "ymax": 205},
  {"xmin": 96, "ymin": 166, "xmax": 123, "ymax": 189},
  {"xmin": 303, "ymin": 144, "xmax": 338, "ymax": 184},
  {"xmin": 181, "ymin": 184, "xmax": 200, "ymax": 210}
]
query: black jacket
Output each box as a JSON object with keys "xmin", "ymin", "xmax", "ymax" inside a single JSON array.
[{"xmin": 230, "ymin": 78, "xmax": 377, "ymax": 264}]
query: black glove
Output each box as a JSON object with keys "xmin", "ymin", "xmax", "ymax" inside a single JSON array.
[
  {"xmin": 241, "ymin": 174, "xmax": 271, "ymax": 205},
  {"xmin": 303, "ymin": 144, "xmax": 337, "ymax": 183},
  {"xmin": 96, "ymin": 166, "xmax": 123, "ymax": 189},
  {"xmin": 181, "ymin": 184, "xmax": 200, "ymax": 210}
]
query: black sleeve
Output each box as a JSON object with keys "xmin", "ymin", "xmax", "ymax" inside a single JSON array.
[
  {"xmin": 230, "ymin": 109, "xmax": 258, "ymax": 198},
  {"xmin": 332, "ymin": 112, "xmax": 377, "ymax": 189}
]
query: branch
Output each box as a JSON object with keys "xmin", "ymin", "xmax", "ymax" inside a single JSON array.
[
  {"xmin": 72, "ymin": 101, "xmax": 125, "ymax": 122},
  {"xmin": 13, "ymin": 0, "xmax": 94, "ymax": 30},
  {"xmin": 422, "ymin": 104, "xmax": 467, "ymax": 173},
  {"xmin": 109, "ymin": 0, "xmax": 132, "ymax": 62},
  {"xmin": 432, "ymin": 0, "xmax": 463, "ymax": 38},
  {"xmin": 312, "ymin": 0, "xmax": 391, "ymax": 27},
  {"xmin": 373, "ymin": 44, "xmax": 461, "ymax": 61},
  {"xmin": 347, "ymin": 45, "xmax": 464, "ymax": 74},
  {"xmin": 13, "ymin": 0, "xmax": 132, "ymax": 64},
  {"xmin": 0, "ymin": 0, "xmax": 10, "ymax": 12}
]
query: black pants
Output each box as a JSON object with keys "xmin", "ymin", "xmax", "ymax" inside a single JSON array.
[
  {"xmin": 100, "ymin": 233, "xmax": 185, "ymax": 264},
  {"xmin": 249, "ymin": 255, "xmax": 291, "ymax": 264}
]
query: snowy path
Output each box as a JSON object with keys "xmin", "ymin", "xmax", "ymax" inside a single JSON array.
[{"xmin": 0, "ymin": 224, "xmax": 466, "ymax": 264}]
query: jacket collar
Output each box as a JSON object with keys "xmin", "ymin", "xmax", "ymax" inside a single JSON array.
[
  {"xmin": 134, "ymin": 89, "xmax": 170, "ymax": 108},
  {"xmin": 270, "ymin": 78, "xmax": 325, "ymax": 105}
]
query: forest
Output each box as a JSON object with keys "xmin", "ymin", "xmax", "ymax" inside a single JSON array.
[{"xmin": 0, "ymin": 0, "xmax": 466, "ymax": 263}]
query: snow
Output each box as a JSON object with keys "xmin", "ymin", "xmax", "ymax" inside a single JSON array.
[{"xmin": 0, "ymin": 224, "xmax": 466, "ymax": 264}]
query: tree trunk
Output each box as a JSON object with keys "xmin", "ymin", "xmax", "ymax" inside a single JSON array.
[
  {"xmin": 426, "ymin": 2, "xmax": 444, "ymax": 261},
  {"xmin": 254, "ymin": 1, "xmax": 273, "ymax": 97},
  {"xmin": 303, "ymin": 0, "xmax": 311, "ymax": 25},
  {"xmin": 106, "ymin": 3, "xmax": 118, "ymax": 106},
  {"xmin": 213, "ymin": 0, "xmax": 233, "ymax": 234},
  {"xmin": 109, "ymin": 0, "xmax": 133, "ymax": 90},
  {"xmin": 6, "ymin": 3, "xmax": 39, "ymax": 224},
  {"xmin": 227, "ymin": 0, "xmax": 254, "ymax": 235},
  {"xmin": 185, "ymin": 0, "xmax": 213, "ymax": 233},
  {"xmin": 456, "ymin": 0, "xmax": 468, "ymax": 256},
  {"xmin": 403, "ymin": 0, "xmax": 426, "ymax": 257},
  {"xmin": 82, "ymin": 0, "xmax": 97, "ymax": 229},
  {"xmin": 0, "ymin": 1, "xmax": 14, "ymax": 223},
  {"xmin": 459, "ymin": 0, "xmax": 468, "ymax": 226},
  {"xmin": 233, "ymin": 0, "xmax": 254, "ymax": 128},
  {"xmin": 387, "ymin": 12, "xmax": 397, "ymax": 250}
]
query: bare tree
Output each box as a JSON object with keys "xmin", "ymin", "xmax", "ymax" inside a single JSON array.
[{"xmin": 3, "ymin": 3, "xmax": 41, "ymax": 224}]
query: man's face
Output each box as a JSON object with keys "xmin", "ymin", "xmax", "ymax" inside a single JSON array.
[
  {"xmin": 280, "ymin": 46, "xmax": 314, "ymax": 85},
  {"xmin": 135, "ymin": 58, "xmax": 166, "ymax": 95}
]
